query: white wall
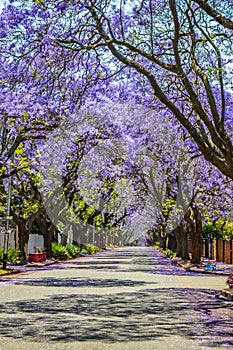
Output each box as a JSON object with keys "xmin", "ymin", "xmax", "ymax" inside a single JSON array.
[{"xmin": 27, "ymin": 234, "xmax": 44, "ymax": 253}]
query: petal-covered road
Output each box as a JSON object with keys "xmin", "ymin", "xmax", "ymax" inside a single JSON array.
[{"xmin": 0, "ymin": 247, "xmax": 232, "ymax": 350}]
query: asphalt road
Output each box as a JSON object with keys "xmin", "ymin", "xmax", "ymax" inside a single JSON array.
[{"xmin": 0, "ymin": 247, "xmax": 232, "ymax": 350}]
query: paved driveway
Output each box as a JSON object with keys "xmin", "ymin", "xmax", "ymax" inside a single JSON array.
[{"xmin": 0, "ymin": 247, "xmax": 232, "ymax": 350}]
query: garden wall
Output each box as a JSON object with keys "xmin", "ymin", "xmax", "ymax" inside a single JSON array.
[{"xmin": 0, "ymin": 227, "xmax": 17, "ymax": 249}]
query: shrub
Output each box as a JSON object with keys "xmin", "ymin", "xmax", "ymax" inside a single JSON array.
[
  {"xmin": 0, "ymin": 247, "xmax": 22, "ymax": 264},
  {"xmin": 152, "ymin": 242, "xmax": 161, "ymax": 249},
  {"xmin": 162, "ymin": 249, "xmax": 176, "ymax": 258},
  {"xmin": 66, "ymin": 243, "xmax": 80, "ymax": 258},
  {"xmin": 7, "ymin": 248, "xmax": 22, "ymax": 263},
  {"xmin": 108, "ymin": 244, "xmax": 118, "ymax": 248},
  {"xmin": 82, "ymin": 244, "xmax": 98, "ymax": 255},
  {"xmin": 52, "ymin": 242, "xmax": 71, "ymax": 261},
  {"xmin": 51, "ymin": 242, "xmax": 99, "ymax": 260}
]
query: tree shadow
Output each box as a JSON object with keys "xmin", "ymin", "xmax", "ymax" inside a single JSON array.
[
  {"xmin": 46, "ymin": 254, "xmax": 206, "ymax": 276},
  {"xmin": 0, "ymin": 287, "xmax": 232, "ymax": 348},
  {"xmin": 10, "ymin": 277, "xmax": 152, "ymax": 288}
]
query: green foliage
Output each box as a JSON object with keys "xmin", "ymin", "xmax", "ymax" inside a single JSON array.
[
  {"xmin": 152, "ymin": 242, "xmax": 161, "ymax": 248},
  {"xmin": 108, "ymin": 244, "xmax": 118, "ymax": 248},
  {"xmin": 218, "ymin": 221, "xmax": 233, "ymax": 240},
  {"xmin": 82, "ymin": 244, "xmax": 99, "ymax": 255},
  {"xmin": 202, "ymin": 218, "xmax": 233, "ymax": 240},
  {"xmin": 32, "ymin": 0, "xmax": 45, "ymax": 4},
  {"xmin": 52, "ymin": 242, "xmax": 98, "ymax": 260},
  {"xmin": 202, "ymin": 225, "xmax": 223, "ymax": 240},
  {"xmin": 65, "ymin": 242, "xmax": 81, "ymax": 258},
  {"xmin": 51, "ymin": 242, "xmax": 71, "ymax": 260},
  {"xmin": 80, "ymin": 248, "xmax": 88, "ymax": 255},
  {"xmin": 162, "ymin": 199, "xmax": 175, "ymax": 217},
  {"xmin": 0, "ymin": 248, "xmax": 22, "ymax": 264},
  {"xmin": 161, "ymin": 249, "xmax": 176, "ymax": 258},
  {"xmin": 7, "ymin": 248, "xmax": 22, "ymax": 263}
]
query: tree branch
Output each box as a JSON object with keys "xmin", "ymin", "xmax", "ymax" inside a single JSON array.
[{"xmin": 194, "ymin": 0, "xmax": 233, "ymax": 30}]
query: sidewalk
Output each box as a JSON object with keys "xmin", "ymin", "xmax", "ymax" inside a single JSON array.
[
  {"xmin": 174, "ymin": 257, "xmax": 233, "ymax": 276},
  {"xmin": 0, "ymin": 251, "xmax": 106, "ymax": 276},
  {"xmin": 174, "ymin": 256, "xmax": 233, "ymax": 301},
  {"xmin": 0, "ymin": 259, "xmax": 59, "ymax": 276}
]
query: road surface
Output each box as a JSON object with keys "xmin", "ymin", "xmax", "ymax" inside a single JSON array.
[{"xmin": 0, "ymin": 247, "xmax": 232, "ymax": 350}]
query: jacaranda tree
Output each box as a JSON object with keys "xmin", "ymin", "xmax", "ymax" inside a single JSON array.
[
  {"xmin": 0, "ymin": 1, "xmax": 233, "ymax": 265},
  {"xmin": 1, "ymin": 0, "xmax": 233, "ymax": 177}
]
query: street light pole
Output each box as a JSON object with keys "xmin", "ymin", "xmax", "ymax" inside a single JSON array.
[{"xmin": 2, "ymin": 168, "xmax": 13, "ymax": 270}]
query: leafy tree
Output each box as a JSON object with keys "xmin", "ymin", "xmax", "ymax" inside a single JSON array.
[
  {"xmin": 2, "ymin": 0, "xmax": 232, "ymax": 178},
  {"xmin": 202, "ymin": 225, "xmax": 223, "ymax": 240},
  {"xmin": 1, "ymin": 0, "xmax": 233, "ymax": 263}
]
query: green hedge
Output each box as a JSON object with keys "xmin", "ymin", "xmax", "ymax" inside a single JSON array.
[{"xmin": 51, "ymin": 242, "xmax": 99, "ymax": 261}]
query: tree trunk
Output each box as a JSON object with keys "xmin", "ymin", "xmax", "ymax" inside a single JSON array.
[
  {"xmin": 174, "ymin": 226, "xmax": 182, "ymax": 258},
  {"xmin": 185, "ymin": 206, "xmax": 202, "ymax": 264},
  {"xmin": 174, "ymin": 224, "xmax": 189, "ymax": 260},
  {"xmin": 180, "ymin": 224, "xmax": 189, "ymax": 260},
  {"xmin": 192, "ymin": 207, "xmax": 202, "ymax": 264},
  {"xmin": 168, "ymin": 233, "xmax": 176, "ymax": 252},
  {"xmin": 36, "ymin": 214, "xmax": 55, "ymax": 259},
  {"xmin": 61, "ymin": 222, "xmax": 72, "ymax": 245},
  {"xmin": 12, "ymin": 212, "xmax": 29, "ymax": 260},
  {"xmin": 44, "ymin": 224, "xmax": 56, "ymax": 259},
  {"xmin": 161, "ymin": 234, "xmax": 167, "ymax": 250},
  {"xmin": 192, "ymin": 231, "xmax": 202, "ymax": 264},
  {"xmin": 18, "ymin": 222, "xmax": 29, "ymax": 260},
  {"xmin": 158, "ymin": 226, "xmax": 167, "ymax": 250}
]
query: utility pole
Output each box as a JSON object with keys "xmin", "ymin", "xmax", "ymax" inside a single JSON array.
[{"xmin": 2, "ymin": 167, "xmax": 13, "ymax": 270}]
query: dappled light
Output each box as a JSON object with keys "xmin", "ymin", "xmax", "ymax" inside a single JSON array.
[
  {"xmin": 0, "ymin": 287, "xmax": 232, "ymax": 347},
  {"xmin": 0, "ymin": 247, "xmax": 232, "ymax": 349}
]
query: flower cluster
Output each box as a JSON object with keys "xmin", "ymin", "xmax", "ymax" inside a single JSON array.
[{"xmin": 226, "ymin": 273, "xmax": 233, "ymax": 288}]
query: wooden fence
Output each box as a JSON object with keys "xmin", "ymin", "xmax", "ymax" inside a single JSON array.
[{"xmin": 202, "ymin": 240, "xmax": 233, "ymax": 264}]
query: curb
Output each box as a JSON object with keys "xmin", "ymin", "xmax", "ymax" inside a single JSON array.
[
  {"xmin": 0, "ymin": 269, "xmax": 21, "ymax": 277},
  {"xmin": 0, "ymin": 260, "xmax": 58, "ymax": 277},
  {"xmin": 176, "ymin": 261, "xmax": 231, "ymax": 276},
  {"xmin": 24, "ymin": 260, "xmax": 58, "ymax": 268}
]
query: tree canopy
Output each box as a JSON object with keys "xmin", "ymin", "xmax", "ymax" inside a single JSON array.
[
  {"xmin": 1, "ymin": 0, "xmax": 233, "ymax": 177},
  {"xmin": 0, "ymin": 0, "xmax": 233, "ymax": 262}
]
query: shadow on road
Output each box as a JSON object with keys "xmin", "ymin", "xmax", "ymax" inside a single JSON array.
[
  {"xmin": 8, "ymin": 247, "xmax": 212, "ymax": 276},
  {"xmin": 41, "ymin": 254, "xmax": 211, "ymax": 276},
  {"xmin": 0, "ymin": 287, "xmax": 232, "ymax": 348},
  {"xmin": 11, "ymin": 277, "xmax": 153, "ymax": 288}
]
